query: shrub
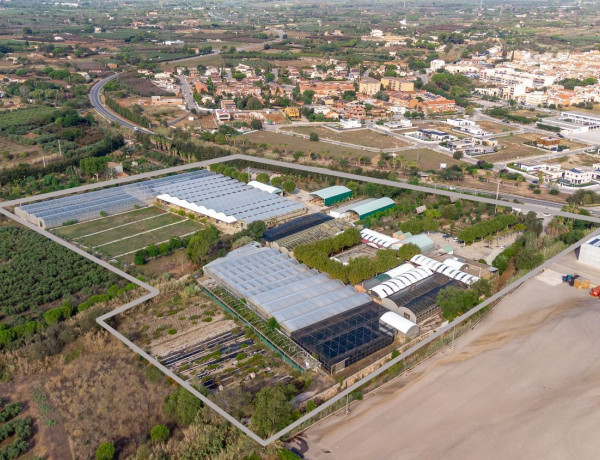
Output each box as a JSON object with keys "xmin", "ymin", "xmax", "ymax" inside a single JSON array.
[
  {"xmin": 309, "ymin": 132, "xmax": 319, "ymax": 141},
  {"xmin": 96, "ymin": 442, "xmax": 115, "ymax": 460},
  {"xmin": 150, "ymin": 424, "xmax": 170, "ymax": 444}
]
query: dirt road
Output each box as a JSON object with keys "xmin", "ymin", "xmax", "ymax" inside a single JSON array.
[{"xmin": 293, "ymin": 262, "xmax": 600, "ymax": 459}]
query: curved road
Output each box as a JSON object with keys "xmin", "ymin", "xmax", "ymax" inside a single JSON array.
[{"xmin": 89, "ymin": 73, "xmax": 155, "ymax": 134}]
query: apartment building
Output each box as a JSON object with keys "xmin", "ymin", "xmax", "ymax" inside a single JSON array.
[{"xmin": 359, "ymin": 76, "xmax": 381, "ymax": 96}]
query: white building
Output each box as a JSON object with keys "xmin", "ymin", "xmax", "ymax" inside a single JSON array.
[
  {"xmin": 578, "ymin": 236, "xmax": 600, "ymax": 269},
  {"xmin": 370, "ymin": 29, "xmax": 384, "ymax": 38},
  {"xmin": 430, "ymin": 59, "xmax": 446, "ymax": 72},
  {"xmin": 445, "ymin": 118, "xmax": 491, "ymax": 136},
  {"xmin": 340, "ymin": 119, "xmax": 362, "ymax": 129}
]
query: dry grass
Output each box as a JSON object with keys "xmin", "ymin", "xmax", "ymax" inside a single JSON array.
[
  {"xmin": 284, "ymin": 126, "xmax": 409, "ymax": 149},
  {"xmin": 477, "ymin": 120, "xmax": 517, "ymax": 134},
  {"xmin": 44, "ymin": 332, "xmax": 173, "ymax": 459},
  {"xmin": 0, "ymin": 137, "xmax": 48, "ymax": 169},
  {"xmin": 245, "ymin": 130, "xmax": 376, "ymax": 159}
]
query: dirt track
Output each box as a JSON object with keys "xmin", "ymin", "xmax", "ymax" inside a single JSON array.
[{"xmin": 293, "ymin": 262, "xmax": 600, "ymax": 459}]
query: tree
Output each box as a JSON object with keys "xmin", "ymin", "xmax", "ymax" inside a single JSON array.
[
  {"xmin": 453, "ymin": 151, "xmax": 464, "ymax": 160},
  {"xmin": 251, "ymin": 385, "xmax": 294, "ymax": 437},
  {"xmin": 271, "ymin": 176, "xmax": 283, "ymax": 188},
  {"xmin": 96, "ymin": 443, "xmax": 115, "ymax": 460},
  {"xmin": 397, "ymin": 243, "xmax": 421, "ymax": 262},
  {"xmin": 186, "ymin": 226, "xmax": 219, "ymax": 265},
  {"xmin": 282, "ymin": 180, "xmax": 296, "ymax": 194},
  {"xmin": 79, "ymin": 157, "xmax": 108, "ymax": 181},
  {"xmin": 256, "ymin": 172, "xmax": 270, "ymax": 183},
  {"xmin": 164, "ymin": 386, "xmax": 204, "ymax": 427},
  {"xmin": 150, "ymin": 424, "xmax": 170, "ymax": 444},
  {"xmin": 250, "ymin": 118, "xmax": 263, "ymax": 130},
  {"xmin": 309, "ymin": 132, "xmax": 319, "ymax": 142}
]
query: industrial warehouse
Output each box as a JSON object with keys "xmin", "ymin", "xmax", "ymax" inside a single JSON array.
[{"xmin": 16, "ymin": 169, "xmax": 305, "ymax": 229}]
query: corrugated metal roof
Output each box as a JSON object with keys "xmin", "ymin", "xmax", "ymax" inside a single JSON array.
[
  {"xmin": 350, "ymin": 197, "xmax": 395, "ymax": 217},
  {"xmin": 403, "ymin": 234, "xmax": 435, "ymax": 251},
  {"xmin": 310, "ymin": 185, "xmax": 352, "ymax": 200}
]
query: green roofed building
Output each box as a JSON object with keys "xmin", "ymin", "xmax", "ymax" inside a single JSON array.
[
  {"xmin": 310, "ymin": 185, "xmax": 352, "ymax": 206},
  {"xmin": 329, "ymin": 197, "xmax": 395, "ymax": 220}
]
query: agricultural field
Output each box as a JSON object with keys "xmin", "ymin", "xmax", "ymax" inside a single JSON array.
[
  {"xmin": 118, "ymin": 281, "xmax": 298, "ymax": 393},
  {"xmin": 284, "ymin": 126, "xmax": 409, "ymax": 149},
  {"xmin": 476, "ymin": 120, "xmax": 517, "ymax": 134},
  {"xmin": 0, "ymin": 221, "xmax": 124, "ymax": 348},
  {"xmin": 56, "ymin": 206, "xmax": 204, "ymax": 260}
]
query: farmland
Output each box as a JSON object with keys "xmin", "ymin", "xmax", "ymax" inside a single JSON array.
[
  {"xmin": 56, "ymin": 206, "xmax": 204, "ymax": 260},
  {"xmin": 0, "ymin": 222, "xmax": 124, "ymax": 352},
  {"xmin": 283, "ymin": 126, "xmax": 409, "ymax": 149}
]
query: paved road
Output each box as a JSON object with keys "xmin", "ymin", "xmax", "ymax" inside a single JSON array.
[
  {"xmin": 89, "ymin": 28, "xmax": 285, "ymax": 132},
  {"xmin": 88, "ymin": 73, "xmax": 155, "ymax": 134}
]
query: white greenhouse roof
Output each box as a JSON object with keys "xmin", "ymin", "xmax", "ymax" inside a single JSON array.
[
  {"xmin": 153, "ymin": 172, "xmax": 305, "ymax": 224},
  {"xmin": 204, "ymin": 244, "xmax": 372, "ymax": 333},
  {"xmin": 248, "ymin": 180, "xmax": 282, "ymax": 194},
  {"xmin": 410, "ymin": 254, "xmax": 479, "ymax": 285},
  {"xmin": 17, "ymin": 170, "xmax": 304, "ymax": 228},
  {"xmin": 384, "ymin": 263, "xmax": 415, "ymax": 279},
  {"xmin": 360, "ymin": 228, "xmax": 401, "ymax": 248},
  {"xmin": 380, "ymin": 312, "xmax": 419, "ymax": 335},
  {"xmin": 371, "ymin": 266, "xmax": 434, "ymax": 299}
]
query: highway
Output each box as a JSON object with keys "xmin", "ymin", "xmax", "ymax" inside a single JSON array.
[{"xmin": 88, "ymin": 73, "xmax": 155, "ymax": 134}]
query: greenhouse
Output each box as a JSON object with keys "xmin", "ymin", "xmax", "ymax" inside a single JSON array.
[
  {"xmin": 16, "ymin": 169, "xmax": 305, "ymax": 229},
  {"xmin": 410, "ymin": 254, "xmax": 479, "ymax": 285},
  {"xmin": 291, "ymin": 301, "xmax": 395, "ymax": 373},
  {"xmin": 204, "ymin": 243, "xmax": 372, "ymax": 334},
  {"xmin": 15, "ymin": 170, "xmax": 210, "ymax": 228}
]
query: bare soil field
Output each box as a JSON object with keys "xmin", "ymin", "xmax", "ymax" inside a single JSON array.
[
  {"xmin": 284, "ymin": 126, "xmax": 409, "ymax": 149},
  {"xmin": 245, "ymin": 130, "xmax": 373, "ymax": 159},
  {"xmin": 480, "ymin": 133, "xmax": 548, "ymax": 162},
  {"xmin": 477, "ymin": 120, "xmax": 516, "ymax": 134},
  {"xmin": 295, "ymin": 254, "xmax": 600, "ymax": 459},
  {"xmin": 397, "ymin": 148, "xmax": 461, "ymax": 170}
]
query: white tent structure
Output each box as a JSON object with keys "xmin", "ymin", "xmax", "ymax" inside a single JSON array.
[
  {"xmin": 380, "ymin": 312, "xmax": 419, "ymax": 340},
  {"xmin": 370, "ymin": 266, "xmax": 434, "ymax": 299},
  {"xmin": 410, "ymin": 254, "xmax": 479, "ymax": 285}
]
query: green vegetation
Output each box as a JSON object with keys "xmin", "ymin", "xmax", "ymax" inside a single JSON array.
[
  {"xmin": 95, "ymin": 442, "xmax": 115, "ymax": 460},
  {"xmin": 486, "ymin": 107, "xmax": 537, "ymax": 124},
  {"xmin": 437, "ymin": 278, "xmax": 492, "ymax": 321},
  {"xmin": 294, "ymin": 228, "xmax": 416, "ymax": 284},
  {"xmin": 0, "ymin": 226, "xmax": 122, "ymax": 346},
  {"xmin": 163, "ymin": 386, "xmax": 204, "ymax": 427},
  {"xmin": 104, "ymin": 95, "xmax": 150, "ymax": 128},
  {"xmin": 457, "ymin": 214, "xmax": 517, "ymax": 244},
  {"xmin": 0, "ymin": 400, "xmax": 32, "ymax": 460},
  {"xmin": 150, "ymin": 424, "xmax": 170, "ymax": 444}
]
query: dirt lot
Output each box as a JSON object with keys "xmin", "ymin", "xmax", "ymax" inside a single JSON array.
[
  {"xmin": 477, "ymin": 120, "xmax": 517, "ymax": 134},
  {"xmin": 397, "ymin": 148, "xmax": 461, "ymax": 170},
  {"xmin": 295, "ymin": 252, "xmax": 600, "ymax": 459},
  {"xmin": 284, "ymin": 126, "xmax": 409, "ymax": 149},
  {"xmin": 244, "ymin": 130, "xmax": 374, "ymax": 159},
  {"xmin": 480, "ymin": 132, "xmax": 551, "ymax": 163}
]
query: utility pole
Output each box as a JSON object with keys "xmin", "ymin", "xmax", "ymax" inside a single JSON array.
[
  {"xmin": 345, "ymin": 393, "xmax": 350, "ymax": 414},
  {"xmin": 494, "ymin": 180, "xmax": 500, "ymax": 213},
  {"xmin": 58, "ymin": 139, "xmax": 62, "ymax": 158}
]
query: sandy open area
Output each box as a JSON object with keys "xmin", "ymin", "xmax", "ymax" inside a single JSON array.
[{"xmin": 292, "ymin": 253, "xmax": 600, "ymax": 459}]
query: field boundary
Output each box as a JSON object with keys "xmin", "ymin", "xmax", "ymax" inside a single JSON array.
[{"xmin": 1, "ymin": 154, "xmax": 599, "ymax": 446}]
